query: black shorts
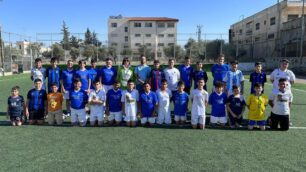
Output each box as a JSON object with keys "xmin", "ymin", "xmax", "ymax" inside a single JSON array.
[
  {"xmin": 10, "ymin": 115, "xmax": 22, "ymax": 122},
  {"xmin": 270, "ymin": 112, "xmax": 289, "ymax": 131},
  {"xmin": 29, "ymin": 109, "xmax": 45, "ymax": 120}
]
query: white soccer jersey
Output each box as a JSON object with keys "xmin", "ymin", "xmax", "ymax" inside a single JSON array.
[
  {"xmin": 190, "ymin": 89, "xmax": 209, "ymax": 116},
  {"xmin": 31, "ymin": 67, "xmax": 46, "ymax": 89},
  {"xmin": 269, "ymin": 89, "xmax": 293, "ymax": 115},
  {"xmin": 156, "ymin": 88, "xmax": 172, "ymax": 117},
  {"xmin": 121, "ymin": 89, "xmax": 139, "ymax": 117},
  {"xmin": 88, "ymin": 88, "xmax": 106, "ymax": 114},
  {"xmin": 223, "ymin": 70, "xmax": 244, "ymax": 95},
  {"xmin": 270, "ymin": 68, "xmax": 296, "ymax": 92},
  {"xmin": 164, "ymin": 68, "xmax": 180, "ymax": 91}
]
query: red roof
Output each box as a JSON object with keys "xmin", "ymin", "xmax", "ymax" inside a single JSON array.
[{"xmin": 127, "ymin": 17, "xmax": 179, "ymax": 22}]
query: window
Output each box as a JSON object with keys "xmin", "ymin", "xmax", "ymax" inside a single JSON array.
[
  {"xmin": 19, "ymin": 45, "xmax": 22, "ymax": 50},
  {"xmin": 167, "ymin": 23, "xmax": 175, "ymax": 28},
  {"xmin": 157, "ymin": 23, "xmax": 165, "ymax": 28},
  {"xmin": 288, "ymin": 15, "xmax": 299, "ymax": 21},
  {"xmin": 111, "ymin": 23, "xmax": 117, "ymax": 27},
  {"xmin": 124, "ymin": 27, "xmax": 128, "ymax": 32},
  {"xmin": 111, "ymin": 34, "xmax": 118, "ymax": 37},
  {"xmin": 145, "ymin": 34, "xmax": 151, "ymax": 37},
  {"xmin": 168, "ymin": 43, "xmax": 174, "ymax": 46},
  {"xmin": 124, "ymin": 36, "xmax": 128, "ymax": 42},
  {"xmin": 168, "ymin": 34, "xmax": 174, "ymax": 37},
  {"xmin": 158, "ymin": 34, "xmax": 164, "ymax": 38},
  {"xmin": 268, "ymin": 33, "xmax": 275, "ymax": 39},
  {"xmin": 135, "ymin": 34, "xmax": 141, "ymax": 37},
  {"xmin": 123, "ymin": 45, "xmax": 129, "ymax": 48},
  {"xmin": 256, "ymin": 23, "xmax": 260, "ymax": 30},
  {"xmin": 135, "ymin": 43, "xmax": 141, "ymax": 46},
  {"xmin": 239, "ymin": 29, "xmax": 243, "ymax": 35},
  {"xmin": 157, "ymin": 52, "xmax": 162, "ymax": 57},
  {"xmin": 270, "ymin": 17, "xmax": 276, "ymax": 25},
  {"xmin": 146, "ymin": 43, "xmax": 152, "ymax": 46},
  {"xmin": 145, "ymin": 23, "xmax": 152, "ymax": 27},
  {"xmin": 134, "ymin": 22, "xmax": 141, "ymax": 27},
  {"xmin": 111, "ymin": 43, "xmax": 117, "ymax": 46},
  {"xmin": 255, "ymin": 37, "xmax": 260, "ymax": 42},
  {"xmin": 158, "ymin": 43, "xmax": 164, "ymax": 47},
  {"xmin": 264, "ymin": 20, "xmax": 267, "ymax": 25}
]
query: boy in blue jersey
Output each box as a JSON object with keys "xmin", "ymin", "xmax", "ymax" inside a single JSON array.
[
  {"xmin": 226, "ymin": 85, "xmax": 246, "ymax": 128},
  {"xmin": 209, "ymin": 81, "xmax": 227, "ymax": 127},
  {"xmin": 69, "ymin": 78, "xmax": 88, "ymax": 127},
  {"xmin": 106, "ymin": 81, "xmax": 122, "ymax": 125},
  {"xmin": 7, "ymin": 86, "xmax": 26, "ymax": 126},
  {"xmin": 173, "ymin": 81, "xmax": 189, "ymax": 125},
  {"xmin": 74, "ymin": 60, "xmax": 91, "ymax": 93},
  {"xmin": 134, "ymin": 55, "xmax": 151, "ymax": 93},
  {"xmin": 25, "ymin": 79, "xmax": 47, "ymax": 125},
  {"xmin": 223, "ymin": 60, "xmax": 245, "ymax": 96},
  {"xmin": 193, "ymin": 61, "xmax": 208, "ymax": 91},
  {"xmin": 139, "ymin": 82, "xmax": 158, "ymax": 127},
  {"xmin": 61, "ymin": 60, "xmax": 74, "ymax": 116},
  {"xmin": 46, "ymin": 57, "xmax": 61, "ymax": 93},
  {"xmin": 211, "ymin": 54, "xmax": 229, "ymax": 87},
  {"xmin": 88, "ymin": 59, "xmax": 99, "ymax": 90},
  {"xmin": 149, "ymin": 60, "xmax": 165, "ymax": 92},
  {"xmin": 100, "ymin": 58, "xmax": 117, "ymax": 93},
  {"xmin": 249, "ymin": 62, "xmax": 266, "ymax": 94},
  {"xmin": 179, "ymin": 56, "xmax": 194, "ymax": 94}
]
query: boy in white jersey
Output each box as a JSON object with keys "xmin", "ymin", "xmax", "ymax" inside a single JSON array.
[
  {"xmin": 88, "ymin": 81, "xmax": 106, "ymax": 126},
  {"xmin": 164, "ymin": 59, "xmax": 180, "ymax": 95},
  {"xmin": 121, "ymin": 80, "xmax": 139, "ymax": 127},
  {"xmin": 190, "ymin": 78, "xmax": 209, "ymax": 129},
  {"xmin": 31, "ymin": 58, "xmax": 46, "ymax": 89},
  {"xmin": 156, "ymin": 79, "xmax": 172, "ymax": 125},
  {"xmin": 270, "ymin": 59, "xmax": 295, "ymax": 92}
]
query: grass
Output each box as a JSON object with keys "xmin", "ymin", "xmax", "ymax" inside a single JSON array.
[{"xmin": 0, "ymin": 73, "xmax": 306, "ymax": 171}]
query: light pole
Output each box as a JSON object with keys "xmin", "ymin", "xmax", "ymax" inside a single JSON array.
[{"xmin": 300, "ymin": 0, "xmax": 305, "ymax": 62}]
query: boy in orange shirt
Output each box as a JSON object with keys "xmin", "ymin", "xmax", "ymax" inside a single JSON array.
[{"xmin": 47, "ymin": 83, "xmax": 64, "ymax": 125}]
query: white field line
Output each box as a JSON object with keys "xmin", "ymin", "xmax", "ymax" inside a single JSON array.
[
  {"xmin": 265, "ymin": 83, "xmax": 306, "ymax": 93},
  {"xmin": 0, "ymin": 76, "xmax": 29, "ymax": 82},
  {"xmin": 289, "ymin": 127, "xmax": 306, "ymax": 129}
]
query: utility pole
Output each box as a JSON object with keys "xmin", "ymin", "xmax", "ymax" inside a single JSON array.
[
  {"xmin": 196, "ymin": 25, "xmax": 203, "ymax": 58},
  {"xmin": 0, "ymin": 26, "xmax": 4, "ymax": 75},
  {"xmin": 300, "ymin": 0, "xmax": 305, "ymax": 62}
]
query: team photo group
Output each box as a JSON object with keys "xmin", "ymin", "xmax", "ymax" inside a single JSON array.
[{"xmin": 7, "ymin": 54, "xmax": 296, "ymax": 131}]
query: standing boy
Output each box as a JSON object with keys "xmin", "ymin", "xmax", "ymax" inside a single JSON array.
[
  {"xmin": 46, "ymin": 57, "xmax": 61, "ymax": 93},
  {"xmin": 139, "ymin": 83, "xmax": 158, "ymax": 126},
  {"xmin": 249, "ymin": 62, "xmax": 267, "ymax": 94},
  {"xmin": 88, "ymin": 81, "xmax": 106, "ymax": 126},
  {"xmin": 193, "ymin": 61, "xmax": 208, "ymax": 91},
  {"xmin": 211, "ymin": 54, "xmax": 229, "ymax": 88},
  {"xmin": 7, "ymin": 86, "xmax": 26, "ymax": 126},
  {"xmin": 190, "ymin": 78, "xmax": 209, "ymax": 129},
  {"xmin": 25, "ymin": 79, "xmax": 47, "ymax": 125},
  {"xmin": 31, "ymin": 58, "xmax": 46, "ymax": 89},
  {"xmin": 100, "ymin": 58, "xmax": 117, "ymax": 93},
  {"xmin": 74, "ymin": 60, "xmax": 91, "ymax": 93},
  {"xmin": 156, "ymin": 79, "xmax": 172, "ymax": 125},
  {"xmin": 164, "ymin": 59, "xmax": 180, "ymax": 96},
  {"xmin": 134, "ymin": 55, "xmax": 151, "ymax": 93},
  {"xmin": 149, "ymin": 60, "xmax": 165, "ymax": 92},
  {"xmin": 61, "ymin": 60, "xmax": 75, "ymax": 116},
  {"xmin": 223, "ymin": 60, "xmax": 244, "ymax": 96},
  {"xmin": 173, "ymin": 81, "xmax": 189, "ymax": 125},
  {"xmin": 121, "ymin": 80, "xmax": 139, "ymax": 127},
  {"xmin": 47, "ymin": 83, "xmax": 64, "ymax": 125},
  {"xmin": 179, "ymin": 56, "xmax": 194, "ymax": 94},
  {"xmin": 227, "ymin": 85, "xmax": 246, "ymax": 128},
  {"xmin": 106, "ymin": 81, "xmax": 123, "ymax": 125},
  {"xmin": 88, "ymin": 59, "xmax": 100, "ymax": 90}
]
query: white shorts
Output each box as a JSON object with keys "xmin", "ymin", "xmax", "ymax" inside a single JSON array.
[
  {"xmin": 157, "ymin": 110, "xmax": 171, "ymax": 124},
  {"xmin": 125, "ymin": 115, "xmax": 137, "ymax": 122},
  {"xmin": 90, "ymin": 111, "xmax": 104, "ymax": 122},
  {"xmin": 191, "ymin": 115, "xmax": 206, "ymax": 125},
  {"xmin": 141, "ymin": 117, "xmax": 156, "ymax": 124},
  {"xmin": 103, "ymin": 85, "xmax": 113, "ymax": 93},
  {"xmin": 71, "ymin": 108, "xmax": 86, "ymax": 123},
  {"xmin": 108, "ymin": 111, "xmax": 122, "ymax": 122},
  {"xmin": 63, "ymin": 91, "xmax": 70, "ymax": 100},
  {"xmin": 210, "ymin": 116, "xmax": 227, "ymax": 124},
  {"xmin": 174, "ymin": 115, "xmax": 186, "ymax": 122}
]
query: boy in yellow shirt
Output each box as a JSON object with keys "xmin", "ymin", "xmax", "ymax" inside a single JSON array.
[
  {"xmin": 246, "ymin": 83, "xmax": 268, "ymax": 130},
  {"xmin": 47, "ymin": 83, "xmax": 64, "ymax": 125}
]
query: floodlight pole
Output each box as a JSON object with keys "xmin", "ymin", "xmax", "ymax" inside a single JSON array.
[
  {"xmin": 0, "ymin": 26, "xmax": 4, "ymax": 73},
  {"xmin": 300, "ymin": 0, "xmax": 305, "ymax": 63}
]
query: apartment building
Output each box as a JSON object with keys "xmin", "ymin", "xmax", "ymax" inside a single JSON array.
[
  {"xmin": 108, "ymin": 15, "xmax": 179, "ymax": 60},
  {"xmin": 229, "ymin": 0, "xmax": 306, "ymax": 60}
]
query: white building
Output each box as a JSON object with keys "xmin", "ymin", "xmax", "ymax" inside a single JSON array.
[{"xmin": 108, "ymin": 15, "xmax": 179, "ymax": 60}]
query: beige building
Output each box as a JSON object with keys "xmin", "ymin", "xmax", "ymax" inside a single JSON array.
[
  {"xmin": 108, "ymin": 15, "xmax": 179, "ymax": 60},
  {"xmin": 229, "ymin": 0, "xmax": 306, "ymax": 60}
]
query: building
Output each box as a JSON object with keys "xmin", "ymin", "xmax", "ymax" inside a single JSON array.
[
  {"xmin": 108, "ymin": 15, "xmax": 179, "ymax": 60},
  {"xmin": 229, "ymin": 0, "xmax": 306, "ymax": 60}
]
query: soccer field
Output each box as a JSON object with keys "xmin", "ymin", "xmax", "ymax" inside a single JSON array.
[{"xmin": 0, "ymin": 73, "xmax": 306, "ymax": 171}]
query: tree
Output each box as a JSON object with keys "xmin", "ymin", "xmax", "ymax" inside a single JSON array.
[
  {"xmin": 206, "ymin": 39, "xmax": 224, "ymax": 61},
  {"xmin": 61, "ymin": 21, "xmax": 71, "ymax": 50},
  {"xmin": 84, "ymin": 28, "xmax": 93, "ymax": 45},
  {"xmin": 27, "ymin": 42, "xmax": 42, "ymax": 59},
  {"xmin": 42, "ymin": 50, "xmax": 52, "ymax": 58},
  {"xmin": 82, "ymin": 44, "xmax": 95, "ymax": 59},
  {"xmin": 52, "ymin": 43, "xmax": 65, "ymax": 60},
  {"xmin": 92, "ymin": 31, "xmax": 101, "ymax": 47},
  {"xmin": 138, "ymin": 45, "xmax": 153, "ymax": 60},
  {"xmin": 70, "ymin": 35, "xmax": 80, "ymax": 48},
  {"xmin": 97, "ymin": 46, "xmax": 108, "ymax": 61},
  {"xmin": 121, "ymin": 48, "xmax": 132, "ymax": 57},
  {"xmin": 163, "ymin": 45, "xmax": 185, "ymax": 60},
  {"xmin": 70, "ymin": 47, "xmax": 80, "ymax": 61}
]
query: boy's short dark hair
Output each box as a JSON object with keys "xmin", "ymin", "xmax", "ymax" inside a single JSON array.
[
  {"xmin": 185, "ymin": 56, "xmax": 190, "ymax": 60},
  {"xmin": 50, "ymin": 57, "xmax": 59, "ymax": 63},
  {"xmin": 91, "ymin": 59, "xmax": 97, "ymax": 63},
  {"xmin": 106, "ymin": 57, "xmax": 113, "ymax": 62},
  {"xmin": 214, "ymin": 81, "xmax": 224, "ymax": 88},
  {"xmin": 50, "ymin": 83, "xmax": 58, "ymax": 87},
  {"xmin": 279, "ymin": 78, "xmax": 287, "ymax": 83},
  {"xmin": 168, "ymin": 58, "xmax": 174, "ymax": 62},
  {"xmin": 34, "ymin": 78, "xmax": 42, "ymax": 83},
  {"xmin": 219, "ymin": 54, "xmax": 225, "ymax": 58},
  {"xmin": 230, "ymin": 60, "xmax": 239, "ymax": 64},
  {"xmin": 255, "ymin": 62, "xmax": 262, "ymax": 66},
  {"xmin": 73, "ymin": 78, "xmax": 81, "ymax": 83},
  {"xmin": 161, "ymin": 79, "xmax": 168, "ymax": 83},
  {"xmin": 142, "ymin": 82, "xmax": 150, "ymax": 87},
  {"xmin": 35, "ymin": 58, "xmax": 42, "ymax": 63},
  {"xmin": 178, "ymin": 81, "xmax": 185, "ymax": 86},
  {"xmin": 93, "ymin": 80, "xmax": 100, "ymax": 84},
  {"xmin": 254, "ymin": 83, "xmax": 262, "ymax": 88},
  {"xmin": 78, "ymin": 60, "xmax": 86, "ymax": 65},
  {"xmin": 11, "ymin": 86, "xmax": 20, "ymax": 91},
  {"xmin": 67, "ymin": 59, "xmax": 73, "ymax": 63},
  {"xmin": 154, "ymin": 60, "xmax": 160, "ymax": 64},
  {"xmin": 232, "ymin": 85, "xmax": 239, "ymax": 90},
  {"xmin": 196, "ymin": 61, "xmax": 202, "ymax": 64},
  {"xmin": 197, "ymin": 78, "xmax": 205, "ymax": 82},
  {"xmin": 127, "ymin": 79, "xmax": 134, "ymax": 84},
  {"xmin": 113, "ymin": 80, "xmax": 120, "ymax": 85}
]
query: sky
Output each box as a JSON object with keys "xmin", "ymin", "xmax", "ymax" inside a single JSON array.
[{"xmin": 0, "ymin": 0, "xmax": 278, "ymax": 44}]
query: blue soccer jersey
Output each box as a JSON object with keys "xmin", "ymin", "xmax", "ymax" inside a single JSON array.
[
  {"xmin": 107, "ymin": 89, "xmax": 122, "ymax": 112},
  {"xmin": 193, "ymin": 70, "xmax": 208, "ymax": 90},
  {"xmin": 87, "ymin": 67, "xmax": 99, "ymax": 89},
  {"xmin": 61, "ymin": 69, "xmax": 75, "ymax": 91},
  {"xmin": 249, "ymin": 71, "xmax": 267, "ymax": 94},
  {"xmin": 223, "ymin": 70, "xmax": 245, "ymax": 95},
  {"xmin": 46, "ymin": 67, "xmax": 61, "ymax": 92},
  {"xmin": 69, "ymin": 89, "xmax": 88, "ymax": 110},
  {"xmin": 173, "ymin": 91, "xmax": 189, "ymax": 116},
  {"xmin": 140, "ymin": 91, "xmax": 158, "ymax": 117},
  {"xmin": 27, "ymin": 89, "xmax": 47, "ymax": 111},
  {"xmin": 100, "ymin": 66, "xmax": 117, "ymax": 86},
  {"xmin": 227, "ymin": 95, "xmax": 246, "ymax": 115},
  {"xmin": 179, "ymin": 65, "xmax": 193, "ymax": 88},
  {"xmin": 209, "ymin": 92, "xmax": 227, "ymax": 117},
  {"xmin": 149, "ymin": 69, "xmax": 165, "ymax": 92},
  {"xmin": 8, "ymin": 96, "xmax": 24, "ymax": 117},
  {"xmin": 211, "ymin": 64, "xmax": 229, "ymax": 85},
  {"xmin": 74, "ymin": 69, "xmax": 91, "ymax": 91}
]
